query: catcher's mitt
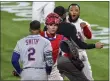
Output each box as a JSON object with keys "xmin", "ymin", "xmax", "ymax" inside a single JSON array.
[{"xmin": 60, "ymin": 38, "xmax": 84, "ymax": 71}]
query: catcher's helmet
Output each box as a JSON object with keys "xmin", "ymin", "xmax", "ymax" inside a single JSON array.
[{"xmin": 45, "ymin": 13, "xmax": 61, "ymax": 25}]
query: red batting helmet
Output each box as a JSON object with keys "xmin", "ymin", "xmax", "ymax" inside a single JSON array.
[{"xmin": 45, "ymin": 13, "xmax": 61, "ymax": 25}]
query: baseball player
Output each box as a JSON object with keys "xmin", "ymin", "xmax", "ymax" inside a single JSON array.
[
  {"xmin": 56, "ymin": 20, "xmax": 104, "ymax": 81},
  {"xmin": 32, "ymin": 2, "xmax": 55, "ymax": 23},
  {"xmin": 11, "ymin": 20, "xmax": 53, "ymax": 80},
  {"xmin": 43, "ymin": 6, "xmax": 67, "ymax": 31},
  {"xmin": 40, "ymin": 13, "xmax": 65, "ymax": 80},
  {"xmin": 66, "ymin": 3, "xmax": 94, "ymax": 80},
  {"xmin": 52, "ymin": 6, "xmax": 103, "ymax": 80}
]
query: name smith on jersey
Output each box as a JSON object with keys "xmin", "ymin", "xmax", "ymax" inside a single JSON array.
[{"xmin": 25, "ymin": 39, "xmax": 39, "ymax": 45}]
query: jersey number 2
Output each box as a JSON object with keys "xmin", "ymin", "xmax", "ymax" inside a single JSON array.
[{"xmin": 28, "ymin": 48, "xmax": 35, "ymax": 61}]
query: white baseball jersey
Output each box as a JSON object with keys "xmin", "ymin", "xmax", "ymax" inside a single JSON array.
[
  {"xmin": 66, "ymin": 17, "xmax": 92, "ymax": 41},
  {"xmin": 32, "ymin": 2, "xmax": 55, "ymax": 23},
  {"xmin": 66, "ymin": 17, "xmax": 94, "ymax": 80},
  {"xmin": 14, "ymin": 34, "xmax": 52, "ymax": 68}
]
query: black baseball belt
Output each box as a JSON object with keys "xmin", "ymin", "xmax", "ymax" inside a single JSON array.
[{"xmin": 23, "ymin": 67, "xmax": 45, "ymax": 69}]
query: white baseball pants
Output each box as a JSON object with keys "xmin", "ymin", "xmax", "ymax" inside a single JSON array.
[
  {"xmin": 20, "ymin": 68, "xmax": 47, "ymax": 80},
  {"xmin": 79, "ymin": 50, "xmax": 94, "ymax": 81},
  {"xmin": 48, "ymin": 62, "xmax": 63, "ymax": 80}
]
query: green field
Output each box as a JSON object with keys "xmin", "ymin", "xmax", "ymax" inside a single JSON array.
[{"xmin": 1, "ymin": 1, "xmax": 109, "ymax": 80}]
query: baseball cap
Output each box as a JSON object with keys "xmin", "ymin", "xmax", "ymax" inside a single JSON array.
[{"xmin": 54, "ymin": 6, "xmax": 67, "ymax": 17}]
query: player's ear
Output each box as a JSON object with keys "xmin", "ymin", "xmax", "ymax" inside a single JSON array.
[{"xmin": 79, "ymin": 11, "xmax": 80, "ymax": 15}]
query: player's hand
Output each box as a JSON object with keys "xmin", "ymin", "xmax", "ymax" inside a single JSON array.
[
  {"xmin": 45, "ymin": 64, "xmax": 52, "ymax": 75},
  {"xmin": 95, "ymin": 42, "xmax": 104, "ymax": 49},
  {"xmin": 12, "ymin": 70, "xmax": 20, "ymax": 77},
  {"xmin": 80, "ymin": 22, "xmax": 87, "ymax": 28}
]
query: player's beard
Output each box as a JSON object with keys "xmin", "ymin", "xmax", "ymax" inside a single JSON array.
[{"xmin": 68, "ymin": 14, "xmax": 79, "ymax": 23}]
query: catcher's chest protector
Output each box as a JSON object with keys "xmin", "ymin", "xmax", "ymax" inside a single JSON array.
[{"xmin": 50, "ymin": 35, "xmax": 64, "ymax": 63}]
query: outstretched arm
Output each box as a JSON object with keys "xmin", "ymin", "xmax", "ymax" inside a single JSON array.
[{"xmin": 57, "ymin": 22, "xmax": 103, "ymax": 49}]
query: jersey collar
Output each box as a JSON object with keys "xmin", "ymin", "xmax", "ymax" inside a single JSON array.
[
  {"xmin": 27, "ymin": 34, "xmax": 41, "ymax": 38},
  {"xmin": 44, "ymin": 31, "xmax": 57, "ymax": 41}
]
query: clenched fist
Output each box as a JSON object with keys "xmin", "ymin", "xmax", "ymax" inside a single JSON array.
[
  {"xmin": 95, "ymin": 42, "xmax": 104, "ymax": 49},
  {"xmin": 80, "ymin": 22, "xmax": 87, "ymax": 28}
]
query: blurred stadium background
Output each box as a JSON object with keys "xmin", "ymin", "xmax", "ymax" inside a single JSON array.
[{"xmin": 1, "ymin": 1, "xmax": 109, "ymax": 80}]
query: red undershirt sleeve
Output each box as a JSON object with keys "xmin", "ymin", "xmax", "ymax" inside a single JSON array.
[{"xmin": 83, "ymin": 26, "xmax": 92, "ymax": 39}]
